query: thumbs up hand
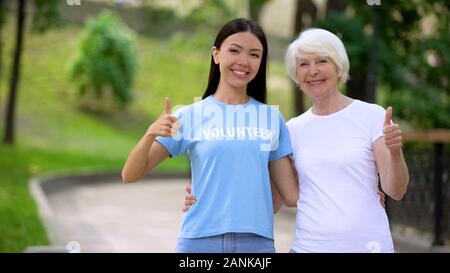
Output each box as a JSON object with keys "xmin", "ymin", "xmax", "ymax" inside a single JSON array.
[
  {"xmin": 146, "ymin": 97, "xmax": 180, "ymax": 138},
  {"xmin": 383, "ymin": 106, "xmax": 403, "ymax": 154}
]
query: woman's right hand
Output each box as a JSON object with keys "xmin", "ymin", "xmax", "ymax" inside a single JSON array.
[
  {"xmin": 146, "ymin": 97, "xmax": 180, "ymax": 138},
  {"xmin": 182, "ymin": 184, "xmax": 197, "ymax": 212}
]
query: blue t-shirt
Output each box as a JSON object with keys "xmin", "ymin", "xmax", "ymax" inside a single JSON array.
[{"xmin": 156, "ymin": 95, "xmax": 292, "ymax": 239}]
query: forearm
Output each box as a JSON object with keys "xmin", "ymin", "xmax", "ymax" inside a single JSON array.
[
  {"xmin": 384, "ymin": 150, "xmax": 409, "ymax": 200},
  {"xmin": 269, "ymin": 157, "xmax": 299, "ymax": 207},
  {"xmin": 270, "ymin": 180, "xmax": 284, "ymax": 213},
  {"xmin": 122, "ymin": 133, "xmax": 155, "ymax": 183}
]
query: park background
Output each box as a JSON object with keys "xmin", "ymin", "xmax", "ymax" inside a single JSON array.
[{"xmin": 0, "ymin": 0, "xmax": 449, "ymax": 252}]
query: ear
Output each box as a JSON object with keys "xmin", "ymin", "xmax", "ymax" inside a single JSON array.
[{"xmin": 211, "ymin": 46, "xmax": 219, "ymax": 64}]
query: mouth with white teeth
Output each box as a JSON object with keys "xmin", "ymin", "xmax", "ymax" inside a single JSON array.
[
  {"xmin": 231, "ymin": 69, "xmax": 250, "ymax": 78},
  {"xmin": 306, "ymin": 79, "xmax": 326, "ymax": 85}
]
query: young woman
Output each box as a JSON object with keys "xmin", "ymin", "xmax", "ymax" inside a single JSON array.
[{"xmin": 122, "ymin": 18, "xmax": 298, "ymax": 253}]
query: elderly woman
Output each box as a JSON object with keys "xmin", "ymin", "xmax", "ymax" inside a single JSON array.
[{"xmin": 284, "ymin": 28, "xmax": 409, "ymax": 252}]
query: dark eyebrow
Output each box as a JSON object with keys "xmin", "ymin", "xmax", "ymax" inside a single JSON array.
[
  {"xmin": 250, "ymin": 48, "xmax": 263, "ymax": 53},
  {"xmin": 230, "ymin": 43, "xmax": 262, "ymax": 53}
]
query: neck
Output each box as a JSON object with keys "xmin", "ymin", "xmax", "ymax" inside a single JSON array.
[
  {"xmin": 311, "ymin": 91, "xmax": 352, "ymax": 115},
  {"xmin": 213, "ymin": 84, "xmax": 249, "ymax": 105}
]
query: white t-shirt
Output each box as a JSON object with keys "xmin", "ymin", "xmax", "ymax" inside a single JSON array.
[{"xmin": 286, "ymin": 99, "xmax": 394, "ymax": 253}]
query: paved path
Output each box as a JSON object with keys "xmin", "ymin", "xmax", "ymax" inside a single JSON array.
[
  {"xmin": 36, "ymin": 177, "xmax": 447, "ymax": 253},
  {"xmin": 42, "ymin": 178, "xmax": 296, "ymax": 253}
]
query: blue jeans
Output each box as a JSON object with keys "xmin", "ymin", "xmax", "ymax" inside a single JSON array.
[{"xmin": 175, "ymin": 233, "xmax": 275, "ymax": 253}]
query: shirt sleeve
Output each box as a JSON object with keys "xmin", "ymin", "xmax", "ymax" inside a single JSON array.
[
  {"xmin": 371, "ymin": 104, "xmax": 387, "ymax": 144},
  {"xmin": 155, "ymin": 106, "xmax": 191, "ymax": 157},
  {"xmin": 269, "ymin": 110, "xmax": 293, "ymax": 161}
]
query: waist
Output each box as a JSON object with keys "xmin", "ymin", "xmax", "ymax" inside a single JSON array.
[{"xmin": 176, "ymin": 232, "xmax": 275, "ymax": 253}]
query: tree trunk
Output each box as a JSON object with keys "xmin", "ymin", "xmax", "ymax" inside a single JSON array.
[
  {"xmin": 326, "ymin": 0, "xmax": 346, "ymax": 16},
  {"xmin": 365, "ymin": 5, "xmax": 380, "ymax": 103},
  {"xmin": 292, "ymin": 0, "xmax": 317, "ymax": 115},
  {"xmin": 346, "ymin": 72, "xmax": 367, "ymax": 101},
  {"xmin": 325, "ymin": 0, "xmax": 372, "ymax": 102},
  {"xmin": 3, "ymin": 0, "xmax": 26, "ymax": 144},
  {"xmin": 0, "ymin": 0, "xmax": 4, "ymax": 113}
]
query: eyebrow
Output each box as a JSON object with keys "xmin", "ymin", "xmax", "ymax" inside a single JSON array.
[{"xmin": 230, "ymin": 43, "xmax": 262, "ymax": 52}]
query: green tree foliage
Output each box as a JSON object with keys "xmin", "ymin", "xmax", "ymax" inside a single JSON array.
[
  {"xmin": 185, "ymin": 0, "xmax": 235, "ymax": 26},
  {"xmin": 249, "ymin": 0, "xmax": 270, "ymax": 22},
  {"xmin": 32, "ymin": 0, "xmax": 60, "ymax": 33},
  {"xmin": 316, "ymin": 0, "xmax": 450, "ymax": 129},
  {"xmin": 69, "ymin": 10, "xmax": 137, "ymax": 109}
]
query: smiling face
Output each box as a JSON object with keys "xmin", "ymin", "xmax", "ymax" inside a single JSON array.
[
  {"xmin": 212, "ymin": 31, "xmax": 263, "ymax": 93},
  {"xmin": 296, "ymin": 52, "xmax": 339, "ymax": 99}
]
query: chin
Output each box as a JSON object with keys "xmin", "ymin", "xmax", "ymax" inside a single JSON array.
[{"xmin": 231, "ymin": 80, "xmax": 250, "ymax": 88}]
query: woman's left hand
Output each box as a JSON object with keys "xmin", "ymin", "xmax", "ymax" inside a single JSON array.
[
  {"xmin": 383, "ymin": 106, "xmax": 403, "ymax": 154},
  {"xmin": 378, "ymin": 191, "xmax": 386, "ymax": 209},
  {"xmin": 182, "ymin": 184, "xmax": 196, "ymax": 212}
]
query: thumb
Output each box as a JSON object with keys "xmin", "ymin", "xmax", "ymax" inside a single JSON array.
[
  {"xmin": 186, "ymin": 184, "xmax": 192, "ymax": 195},
  {"xmin": 164, "ymin": 97, "xmax": 171, "ymax": 114},
  {"xmin": 384, "ymin": 106, "xmax": 392, "ymax": 127}
]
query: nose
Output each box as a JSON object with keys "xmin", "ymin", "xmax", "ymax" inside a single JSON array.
[
  {"xmin": 309, "ymin": 63, "xmax": 319, "ymax": 76},
  {"xmin": 237, "ymin": 54, "xmax": 249, "ymax": 67}
]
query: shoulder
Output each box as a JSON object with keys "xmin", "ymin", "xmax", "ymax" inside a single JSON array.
[
  {"xmin": 350, "ymin": 101, "xmax": 387, "ymax": 134},
  {"xmin": 252, "ymin": 99, "xmax": 287, "ymax": 120},
  {"xmin": 286, "ymin": 116, "xmax": 298, "ymax": 128},
  {"xmin": 174, "ymin": 96, "xmax": 214, "ymax": 113},
  {"xmin": 352, "ymin": 100, "xmax": 386, "ymax": 115},
  {"xmin": 267, "ymin": 104, "xmax": 284, "ymax": 119},
  {"xmin": 286, "ymin": 110, "xmax": 310, "ymax": 129},
  {"xmin": 172, "ymin": 104, "xmax": 192, "ymax": 117},
  {"xmin": 171, "ymin": 99, "xmax": 204, "ymax": 118}
]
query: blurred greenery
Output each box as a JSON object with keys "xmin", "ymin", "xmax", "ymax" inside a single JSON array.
[
  {"xmin": 0, "ymin": 15, "xmax": 201, "ymax": 252},
  {"xmin": 31, "ymin": 0, "xmax": 61, "ymax": 33},
  {"xmin": 0, "ymin": 5, "xmax": 289, "ymax": 251},
  {"xmin": 184, "ymin": 0, "xmax": 235, "ymax": 26},
  {"xmin": 1, "ymin": 0, "xmax": 447, "ymax": 252},
  {"xmin": 69, "ymin": 10, "xmax": 137, "ymax": 109},
  {"xmin": 316, "ymin": 0, "xmax": 450, "ymax": 129}
]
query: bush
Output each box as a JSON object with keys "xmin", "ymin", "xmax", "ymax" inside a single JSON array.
[
  {"xmin": 69, "ymin": 10, "xmax": 137, "ymax": 110},
  {"xmin": 184, "ymin": 0, "xmax": 235, "ymax": 27}
]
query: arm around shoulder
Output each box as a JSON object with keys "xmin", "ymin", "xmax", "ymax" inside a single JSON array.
[{"xmin": 269, "ymin": 156, "xmax": 299, "ymax": 207}]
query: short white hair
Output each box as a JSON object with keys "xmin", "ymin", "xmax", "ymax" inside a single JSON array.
[{"xmin": 284, "ymin": 28, "xmax": 350, "ymax": 85}]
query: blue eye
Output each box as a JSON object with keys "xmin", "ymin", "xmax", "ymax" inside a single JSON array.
[{"xmin": 299, "ymin": 63, "xmax": 307, "ymax": 67}]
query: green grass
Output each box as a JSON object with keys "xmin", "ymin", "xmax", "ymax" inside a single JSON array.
[
  {"xmin": 0, "ymin": 145, "xmax": 117, "ymax": 252},
  {"xmin": 0, "ymin": 12, "xmax": 292, "ymax": 252},
  {"xmin": 0, "ymin": 19, "xmax": 204, "ymax": 252}
]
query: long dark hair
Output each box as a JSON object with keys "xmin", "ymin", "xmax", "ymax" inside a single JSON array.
[{"xmin": 202, "ymin": 18, "xmax": 268, "ymax": 104}]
